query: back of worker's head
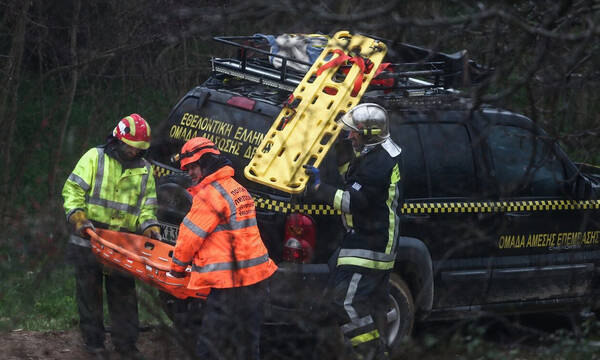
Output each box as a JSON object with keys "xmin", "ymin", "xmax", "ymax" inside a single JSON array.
[
  {"xmin": 178, "ymin": 137, "xmax": 220, "ymax": 170},
  {"xmin": 177, "ymin": 137, "xmax": 231, "ymax": 183}
]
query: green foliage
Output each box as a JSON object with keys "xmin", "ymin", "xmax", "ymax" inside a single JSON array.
[
  {"xmin": 0, "ymin": 267, "xmax": 77, "ymax": 331},
  {"xmin": 404, "ymin": 316, "xmax": 600, "ymax": 360},
  {"xmin": 0, "ymin": 265, "xmax": 171, "ymax": 332}
]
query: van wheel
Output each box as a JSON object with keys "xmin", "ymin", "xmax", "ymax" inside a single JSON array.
[{"xmin": 385, "ymin": 273, "xmax": 415, "ymax": 348}]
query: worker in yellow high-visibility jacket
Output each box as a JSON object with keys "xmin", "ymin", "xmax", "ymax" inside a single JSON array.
[{"xmin": 62, "ymin": 114, "xmax": 159, "ymax": 360}]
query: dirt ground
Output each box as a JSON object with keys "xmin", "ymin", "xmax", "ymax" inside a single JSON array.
[
  {"xmin": 3, "ymin": 315, "xmax": 600, "ymax": 360},
  {"xmin": 0, "ymin": 328, "xmax": 189, "ymax": 360}
]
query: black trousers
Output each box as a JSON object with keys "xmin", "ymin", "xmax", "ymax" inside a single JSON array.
[
  {"xmin": 331, "ymin": 268, "xmax": 390, "ymax": 360},
  {"xmin": 195, "ymin": 281, "xmax": 266, "ymax": 360},
  {"xmin": 68, "ymin": 243, "xmax": 139, "ymax": 350}
]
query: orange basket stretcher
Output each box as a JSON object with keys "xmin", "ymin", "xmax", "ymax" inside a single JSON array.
[{"xmin": 87, "ymin": 228, "xmax": 209, "ymax": 300}]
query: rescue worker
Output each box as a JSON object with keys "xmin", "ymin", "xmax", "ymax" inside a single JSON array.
[
  {"xmin": 304, "ymin": 103, "xmax": 403, "ymax": 360},
  {"xmin": 62, "ymin": 114, "xmax": 160, "ymax": 359},
  {"xmin": 168, "ymin": 137, "xmax": 277, "ymax": 360}
]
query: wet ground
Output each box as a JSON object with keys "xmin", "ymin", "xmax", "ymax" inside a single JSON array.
[{"xmin": 2, "ymin": 312, "xmax": 600, "ymax": 359}]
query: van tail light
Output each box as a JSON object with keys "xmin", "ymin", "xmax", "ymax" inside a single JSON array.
[
  {"xmin": 226, "ymin": 96, "xmax": 256, "ymax": 111},
  {"xmin": 282, "ymin": 213, "xmax": 316, "ymax": 264}
]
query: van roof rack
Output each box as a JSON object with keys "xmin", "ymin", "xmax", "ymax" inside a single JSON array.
[{"xmin": 211, "ymin": 34, "xmax": 491, "ymax": 94}]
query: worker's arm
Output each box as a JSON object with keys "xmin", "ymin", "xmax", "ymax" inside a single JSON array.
[
  {"xmin": 170, "ymin": 195, "xmax": 222, "ymax": 274},
  {"xmin": 138, "ymin": 162, "xmax": 160, "ymax": 239},
  {"xmin": 305, "ymin": 161, "xmax": 396, "ymax": 214},
  {"xmin": 62, "ymin": 148, "xmax": 98, "ymax": 223}
]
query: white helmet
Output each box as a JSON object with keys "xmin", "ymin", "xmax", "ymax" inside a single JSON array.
[{"xmin": 339, "ymin": 103, "xmax": 389, "ymax": 145}]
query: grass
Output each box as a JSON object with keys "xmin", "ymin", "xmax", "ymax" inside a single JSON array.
[{"xmin": 0, "ymin": 265, "xmax": 171, "ymax": 332}]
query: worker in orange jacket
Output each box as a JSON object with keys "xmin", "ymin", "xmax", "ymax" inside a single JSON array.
[{"xmin": 168, "ymin": 137, "xmax": 277, "ymax": 360}]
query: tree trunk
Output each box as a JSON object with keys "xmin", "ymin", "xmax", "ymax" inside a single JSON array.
[
  {"xmin": 47, "ymin": 0, "xmax": 81, "ymax": 197},
  {"xmin": 0, "ymin": 1, "xmax": 31, "ymax": 224}
]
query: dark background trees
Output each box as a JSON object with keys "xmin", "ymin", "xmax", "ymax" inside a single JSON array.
[{"xmin": 1, "ymin": 0, "xmax": 598, "ymax": 340}]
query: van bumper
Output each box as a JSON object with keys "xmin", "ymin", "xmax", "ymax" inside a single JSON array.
[{"xmin": 264, "ymin": 262, "xmax": 331, "ymax": 323}]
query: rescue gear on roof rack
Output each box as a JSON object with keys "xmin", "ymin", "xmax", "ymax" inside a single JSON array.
[
  {"xmin": 254, "ymin": 33, "xmax": 328, "ymax": 72},
  {"xmin": 113, "ymin": 114, "xmax": 151, "ymax": 150},
  {"xmin": 211, "ymin": 33, "xmax": 490, "ymax": 95}
]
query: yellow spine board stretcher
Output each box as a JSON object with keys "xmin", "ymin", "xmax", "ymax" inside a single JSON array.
[
  {"xmin": 88, "ymin": 228, "xmax": 209, "ymax": 299},
  {"xmin": 244, "ymin": 31, "xmax": 387, "ymax": 193}
]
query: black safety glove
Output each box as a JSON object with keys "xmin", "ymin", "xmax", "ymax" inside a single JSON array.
[{"xmin": 168, "ymin": 270, "xmax": 187, "ymax": 278}]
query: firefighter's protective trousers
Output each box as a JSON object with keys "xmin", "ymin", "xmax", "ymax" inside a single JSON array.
[{"xmin": 333, "ymin": 269, "xmax": 390, "ymax": 359}]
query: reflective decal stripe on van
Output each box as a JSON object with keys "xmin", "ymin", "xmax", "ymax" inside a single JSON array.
[
  {"xmin": 402, "ymin": 200, "xmax": 600, "ymax": 214},
  {"xmin": 252, "ymin": 196, "xmax": 600, "ymax": 216}
]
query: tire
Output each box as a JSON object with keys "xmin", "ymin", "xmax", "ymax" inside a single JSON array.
[{"xmin": 385, "ymin": 273, "xmax": 415, "ymax": 348}]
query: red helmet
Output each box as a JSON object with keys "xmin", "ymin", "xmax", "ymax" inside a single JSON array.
[
  {"xmin": 179, "ymin": 137, "xmax": 220, "ymax": 170},
  {"xmin": 113, "ymin": 114, "xmax": 151, "ymax": 150}
]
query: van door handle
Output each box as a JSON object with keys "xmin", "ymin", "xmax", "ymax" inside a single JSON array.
[
  {"xmin": 504, "ymin": 212, "xmax": 531, "ymax": 217},
  {"xmin": 403, "ymin": 214, "xmax": 431, "ymax": 220}
]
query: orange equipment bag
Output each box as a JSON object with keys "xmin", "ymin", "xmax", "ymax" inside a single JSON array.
[{"xmin": 87, "ymin": 228, "xmax": 209, "ymax": 300}]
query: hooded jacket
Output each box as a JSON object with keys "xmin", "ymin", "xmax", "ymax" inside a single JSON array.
[{"xmin": 171, "ymin": 165, "xmax": 277, "ymax": 289}]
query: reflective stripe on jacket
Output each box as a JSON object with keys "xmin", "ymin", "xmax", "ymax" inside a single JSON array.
[
  {"xmin": 171, "ymin": 165, "xmax": 277, "ymax": 289},
  {"xmin": 62, "ymin": 147, "xmax": 159, "ymax": 233}
]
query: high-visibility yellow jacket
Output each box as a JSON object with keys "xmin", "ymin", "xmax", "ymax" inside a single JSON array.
[
  {"xmin": 171, "ymin": 165, "xmax": 277, "ymax": 289},
  {"xmin": 62, "ymin": 146, "xmax": 159, "ymax": 234}
]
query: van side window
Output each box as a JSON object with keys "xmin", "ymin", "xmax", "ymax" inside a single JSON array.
[
  {"xmin": 419, "ymin": 123, "xmax": 477, "ymax": 197},
  {"xmin": 489, "ymin": 125, "xmax": 566, "ymax": 197},
  {"xmin": 395, "ymin": 124, "xmax": 428, "ymax": 199}
]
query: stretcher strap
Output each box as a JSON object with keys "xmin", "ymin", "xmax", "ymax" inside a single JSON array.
[{"xmin": 316, "ymin": 49, "xmax": 368, "ymax": 97}]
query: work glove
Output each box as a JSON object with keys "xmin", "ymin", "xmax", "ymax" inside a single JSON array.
[
  {"xmin": 167, "ymin": 270, "xmax": 187, "ymax": 278},
  {"xmin": 68, "ymin": 210, "xmax": 95, "ymax": 238},
  {"xmin": 143, "ymin": 225, "xmax": 162, "ymax": 241},
  {"xmin": 303, "ymin": 164, "xmax": 321, "ymax": 192}
]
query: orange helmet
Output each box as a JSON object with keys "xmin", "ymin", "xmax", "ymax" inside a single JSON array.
[
  {"xmin": 113, "ymin": 114, "xmax": 151, "ymax": 150},
  {"xmin": 178, "ymin": 137, "xmax": 220, "ymax": 170}
]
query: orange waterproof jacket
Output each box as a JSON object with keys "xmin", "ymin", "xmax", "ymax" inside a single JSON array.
[{"xmin": 171, "ymin": 165, "xmax": 277, "ymax": 289}]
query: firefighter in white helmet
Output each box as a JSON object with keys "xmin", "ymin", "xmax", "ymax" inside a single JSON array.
[{"xmin": 305, "ymin": 103, "xmax": 403, "ymax": 359}]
